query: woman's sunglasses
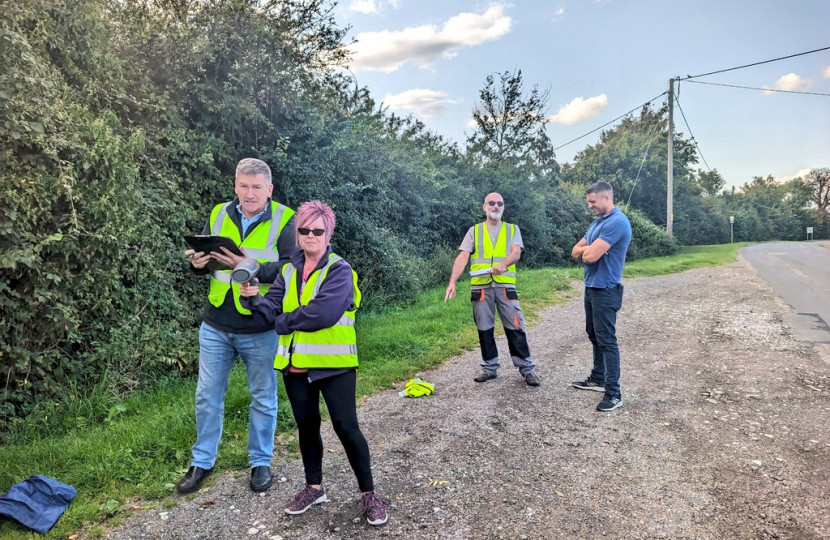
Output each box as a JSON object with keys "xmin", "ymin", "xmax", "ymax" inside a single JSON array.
[{"xmin": 298, "ymin": 227, "xmax": 326, "ymax": 237}]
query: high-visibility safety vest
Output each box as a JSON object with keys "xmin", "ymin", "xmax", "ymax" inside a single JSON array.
[
  {"xmin": 274, "ymin": 253, "xmax": 361, "ymax": 370},
  {"xmin": 207, "ymin": 200, "xmax": 295, "ymax": 315},
  {"xmin": 470, "ymin": 221, "xmax": 517, "ymax": 286}
]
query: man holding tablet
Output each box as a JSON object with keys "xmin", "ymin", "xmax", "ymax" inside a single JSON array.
[
  {"xmin": 444, "ymin": 192, "xmax": 540, "ymax": 387},
  {"xmin": 179, "ymin": 158, "xmax": 296, "ymax": 494}
]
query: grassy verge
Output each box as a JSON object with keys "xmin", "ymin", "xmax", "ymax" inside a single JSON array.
[
  {"xmin": 0, "ymin": 242, "xmax": 745, "ymax": 538},
  {"xmin": 624, "ymin": 242, "xmax": 749, "ymax": 277}
]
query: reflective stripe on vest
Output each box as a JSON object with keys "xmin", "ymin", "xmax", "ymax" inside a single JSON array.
[
  {"xmin": 274, "ymin": 253, "xmax": 360, "ymax": 370},
  {"xmin": 470, "ymin": 222, "xmax": 517, "ymax": 285},
  {"xmin": 292, "ymin": 343, "xmax": 358, "ymax": 356},
  {"xmin": 207, "ymin": 200, "xmax": 294, "ymax": 314}
]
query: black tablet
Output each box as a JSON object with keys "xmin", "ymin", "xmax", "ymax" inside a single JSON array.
[{"xmin": 183, "ymin": 235, "xmax": 244, "ymax": 257}]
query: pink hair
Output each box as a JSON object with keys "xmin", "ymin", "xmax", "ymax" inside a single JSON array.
[{"xmin": 295, "ymin": 200, "xmax": 336, "ymax": 244}]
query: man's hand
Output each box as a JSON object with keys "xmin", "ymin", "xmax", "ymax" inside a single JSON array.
[
  {"xmin": 238, "ymin": 280, "xmax": 259, "ymax": 297},
  {"xmin": 211, "ymin": 246, "xmax": 245, "ymax": 270},
  {"xmin": 444, "ymin": 283, "xmax": 456, "ymax": 302},
  {"xmin": 185, "ymin": 249, "xmax": 211, "ymax": 269},
  {"xmin": 490, "ymin": 263, "xmax": 507, "ymax": 275},
  {"xmin": 571, "ymin": 238, "xmax": 588, "ymax": 263}
]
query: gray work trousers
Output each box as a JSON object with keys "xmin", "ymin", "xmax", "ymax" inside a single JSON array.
[{"xmin": 471, "ymin": 287, "xmax": 535, "ymax": 375}]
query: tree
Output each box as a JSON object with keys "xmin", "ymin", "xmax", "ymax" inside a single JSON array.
[
  {"xmin": 696, "ymin": 169, "xmax": 726, "ymax": 197},
  {"xmin": 561, "ymin": 104, "xmax": 699, "ymax": 229},
  {"xmin": 466, "ymin": 70, "xmax": 556, "ymax": 174},
  {"xmin": 805, "ymin": 168, "xmax": 830, "ymax": 216},
  {"xmin": 781, "ymin": 177, "xmax": 813, "ymax": 210}
]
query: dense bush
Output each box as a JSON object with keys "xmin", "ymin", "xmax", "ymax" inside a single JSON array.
[{"xmin": 623, "ymin": 206, "xmax": 678, "ymax": 260}]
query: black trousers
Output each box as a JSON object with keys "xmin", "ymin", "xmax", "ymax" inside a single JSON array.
[
  {"xmin": 585, "ymin": 285, "xmax": 624, "ymax": 396},
  {"xmin": 283, "ymin": 369, "xmax": 374, "ymax": 492}
]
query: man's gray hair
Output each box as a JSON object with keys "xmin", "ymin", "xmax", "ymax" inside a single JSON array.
[
  {"xmin": 585, "ymin": 181, "xmax": 613, "ymax": 199},
  {"xmin": 236, "ymin": 158, "xmax": 272, "ymax": 185}
]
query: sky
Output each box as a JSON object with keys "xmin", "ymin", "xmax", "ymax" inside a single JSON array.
[{"xmin": 334, "ymin": 0, "xmax": 830, "ymax": 188}]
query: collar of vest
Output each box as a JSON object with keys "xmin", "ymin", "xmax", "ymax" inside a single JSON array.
[
  {"xmin": 288, "ymin": 244, "xmax": 334, "ymax": 274},
  {"xmin": 227, "ymin": 197, "xmax": 276, "ymax": 222}
]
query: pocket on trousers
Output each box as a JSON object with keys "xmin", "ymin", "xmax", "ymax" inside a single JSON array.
[
  {"xmin": 471, "ymin": 289, "xmax": 485, "ymax": 302},
  {"xmin": 611, "ymin": 285, "xmax": 624, "ymax": 311},
  {"xmin": 504, "ymin": 288, "xmax": 519, "ymax": 300}
]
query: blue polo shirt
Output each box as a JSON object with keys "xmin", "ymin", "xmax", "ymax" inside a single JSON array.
[{"xmin": 584, "ymin": 207, "xmax": 632, "ymax": 288}]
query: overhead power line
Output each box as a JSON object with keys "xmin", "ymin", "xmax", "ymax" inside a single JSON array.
[
  {"xmin": 673, "ymin": 93, "xmax": 712, "ymax": 172},
  {"xmin": 553, "ymin": 91, "xmax": 667, "ymax": 151},
  {"xmin": 678, "ymin": 45, "xmax": 830, "ymax": 80},
  {"xmin": 685, "ymin": 80, "xmax": 830, "ymax": 97},
  {"xmin": 626, "ymin": 119, "xmax": 664, "ymax": 206}
]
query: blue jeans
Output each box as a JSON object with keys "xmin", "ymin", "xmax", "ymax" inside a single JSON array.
[
  {"xmin": 584, "ymin": 285, "xmax": 624, "ymax": 397},
  {"xmin": 192, "ymin": 322, "xmax": 278, "ymax": 469}
]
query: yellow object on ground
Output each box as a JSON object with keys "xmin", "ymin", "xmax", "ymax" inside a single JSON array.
[{"xmin": 399, "ymin": 378, "xmax": 435, "ymax": 398}]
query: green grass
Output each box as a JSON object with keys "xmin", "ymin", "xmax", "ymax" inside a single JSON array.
[
  {"xmin": 0, "ymin": 242, "xmax": 747, "ymax": 538},
  {"xmin": 624, "ymin": 242, "xmax": 749, "ymax": 277}
]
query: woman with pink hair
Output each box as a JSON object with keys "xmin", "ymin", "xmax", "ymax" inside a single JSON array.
[{"xmin": 240, "ymin": 200, "xmax": 387, "ymax": 526}]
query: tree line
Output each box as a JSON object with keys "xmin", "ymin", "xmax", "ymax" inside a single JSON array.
[{"xmin": 1, "ymin": 0, "xmax": 826, "ymax": 428}]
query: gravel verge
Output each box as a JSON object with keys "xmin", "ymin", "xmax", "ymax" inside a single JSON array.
[{"xmin": 106, "ymin": 258, "xmax": 830, "ymax": 540}]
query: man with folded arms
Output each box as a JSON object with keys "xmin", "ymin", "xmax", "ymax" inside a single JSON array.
[
  {"xmin": 444, "ymin": 192, "xmax": 540, "ymax": 387},
  {"xmin": 178, "ymin": 158, "xmax": 296, "ymax": 493},
  {"xmin": 571, "ymin": 181, "xmax": 632, "ymax": 412}
]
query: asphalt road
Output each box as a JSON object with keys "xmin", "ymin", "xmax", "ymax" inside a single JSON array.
[{"xmin": 741, "ymin": 241, "xmax": 830, "ymax": 345}]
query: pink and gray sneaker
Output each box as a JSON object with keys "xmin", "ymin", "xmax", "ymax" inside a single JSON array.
[
  {"xmin": 284, "ymin": 485, "xmax": 328, "ymax": 515},
  {"xmin": 360, "ymin": 491, "xmax": 388, "ymax": 526}
]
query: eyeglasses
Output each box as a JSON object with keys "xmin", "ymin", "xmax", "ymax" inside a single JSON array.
[
  {"xmin": 486, "ymin": 201, "xmax": 504, "ymax": 207},
  {"xmin": 298, "ymin": 227, "xmax": 326, "ymax": 237}
]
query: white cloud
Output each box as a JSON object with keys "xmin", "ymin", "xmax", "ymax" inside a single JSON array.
[
  {"xmin": 383, "ymin": 89, "xmax": 459, "ymax": 118},
  {"xmin": 823, "ymin": 66, "xmax": 830, "ymax": 79},
  {"xmin": 552, "ymin": 6, "xmax": 565, "ymax": 21},
  {"xmin": 764, "ymin": 72, "xmax": 813, "ymax": 94},
  {"xmin": 349, "ymin": 0, "xmax": 378, "ymax": 14},
  {"xmin": 349, "ymin": 5, "xmax": 512, "ymax": 72},
  {"xmin": 548, "ymin": 94, "xmax": 608, "ymax": 125},
  {"xmin": 777, "ymin": 168, "xmax": 813, "ymax": 183}
]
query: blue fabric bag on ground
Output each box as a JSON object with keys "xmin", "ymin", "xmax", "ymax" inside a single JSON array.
[{"xmin": 0, "ymin": 475, "xmax": 77, "ymax": 533}]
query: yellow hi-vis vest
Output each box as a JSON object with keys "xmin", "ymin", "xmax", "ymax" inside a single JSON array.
[
  {"xmin": 207, "ymin": 200, "xmax": 294, "ymax": 315},
  {"xmin": 470, "ymin": 221, "xmax": 517, "ymax": 286},
  {"xmin": 274, "ymin": 253, "xmax": 361, "ymax": 370}
]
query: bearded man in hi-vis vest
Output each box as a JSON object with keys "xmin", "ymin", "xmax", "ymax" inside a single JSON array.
[
  {"xmin": 444, "ymin": 192, "xmax": 541, "ymax": 387},
  {"xmin": 179, "ymin": 158, "xmax": 296, "ymax": 495}
]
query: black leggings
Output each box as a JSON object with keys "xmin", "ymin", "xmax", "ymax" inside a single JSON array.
[{"xmin": 283, "ymin": 369, "xmax": 374, "ymax": 492}]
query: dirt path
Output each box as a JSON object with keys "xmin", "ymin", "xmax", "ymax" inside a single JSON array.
[{"xmin": 107, "ymin": 258, "xmax": 830, "ymax": 540}]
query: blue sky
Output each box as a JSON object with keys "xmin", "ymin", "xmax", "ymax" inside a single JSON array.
[{"xmin": 335, "ymin": 0, "xmax": 830, "ymax": 188}]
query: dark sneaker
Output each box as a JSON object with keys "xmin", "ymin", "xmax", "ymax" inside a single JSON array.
[
  {"xmin": 360, "ymin": 491, "xmax": 388, "ymax": 526},
  {"xmin": 572, "ymin": 378, "xmax": 605, "ymax": 392},
  {"xmin": 285, "ymin": 485, "xmax": 327, "ymax": 515},
  {"xmin": 597, "ymin": 393, "xmax": 623, "ymax": 412},
  {"xmin": 525, "ymin": 372, "xmax": 541, "ymax": 387},
  {"xmin": 474, "ymin": 371, "xmax": 497, "ymax": 383}
]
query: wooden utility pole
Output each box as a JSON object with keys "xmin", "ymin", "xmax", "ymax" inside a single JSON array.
[{"xmin": 667, "ymin": 78, "xmax": 674, "ymax": 237}]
